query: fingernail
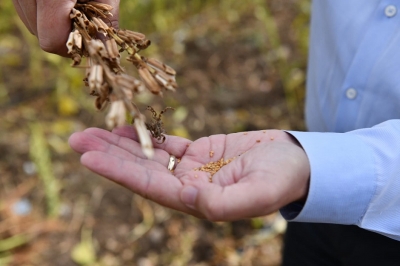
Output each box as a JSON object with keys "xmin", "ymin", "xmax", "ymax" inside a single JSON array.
[{"xmin": 181, "ymin": 186, "xmax": 198, "ymax": 209}]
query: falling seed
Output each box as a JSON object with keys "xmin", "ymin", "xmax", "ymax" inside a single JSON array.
[
  {"xmin": 270, "ymin": 137, "xmax": 274, "ymax": 140},
  {"xmin": 209, "ymin": 150, "xmax": 214, "ymax": 157},
  {"xmin": 194, "ymin": 175, "xmax": 198, "ymax": 178},
  {"xmin": 244, "ymin": 132, "xmax": 248, "ymax": 135},
  {"xmin": 256, "ymin": 140, "xmax": 261, "ymax": 143}
]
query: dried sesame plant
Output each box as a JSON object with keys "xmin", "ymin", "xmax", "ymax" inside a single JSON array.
[{"xmin": 66, "ymin": 1, "xmax": 178, "ymax": 158}]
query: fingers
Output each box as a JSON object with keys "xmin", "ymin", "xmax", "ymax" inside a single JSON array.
[
  {"xmin": 80, "ymin": 150, "xmax": 201, "ymax": 216},
  {"xmin": 36, "ymin": 0, "xmax": 77, "ymax": 55},
  {"xmin": 69, "ymin": 130, "xmax": 170, "ymax": 171},
  {"xmin": 83, "ymin": 127, "xmax": 169, "ymax": 160},
  {"xmin": 112, "ymin": 126, "xmax": 192, "ymax": 158},
  {"xmin": 70, "ymin": 128, "xmax": 206, "ymax": 218},
  {"xmin": 13, "ymin": 0, "xmax": 120, "ymax": 55},
  {"xmin": 12, "ymin": 0, "xmax": 37, "ymax": 35}
]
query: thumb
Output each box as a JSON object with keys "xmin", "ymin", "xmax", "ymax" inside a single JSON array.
[
  {"xmin": 180, "ymin": 181, "xmax": 280, "ymax": 221},
  {"xmin": 36, "ymin": 0, "xmax": 120, "ymax": 56},
  {"xmin": 36, "ymin": 0, "xmax": 77, "ymax": 55}
]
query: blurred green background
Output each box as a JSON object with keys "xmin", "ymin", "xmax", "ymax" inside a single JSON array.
[{"xmin": 0, "ymin": 0, "xmax": 309, "ymax": 265}]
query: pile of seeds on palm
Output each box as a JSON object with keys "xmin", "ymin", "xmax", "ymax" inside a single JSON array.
[
  {"xmin": 66, "ymin": 1, "xmax": 178, "ymax": 158},
  {"xmin": 194, "ymin": 157, "xmax": 236, "ymax": 182}
]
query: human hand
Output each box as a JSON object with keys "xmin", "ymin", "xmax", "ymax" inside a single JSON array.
[
  {"xmin": 12, "ymin": 0, "xmax": 120, "ymax": 56},
  {"xmin": 69, "ymin": 126, "xmax": 310, "ymax": 221}
]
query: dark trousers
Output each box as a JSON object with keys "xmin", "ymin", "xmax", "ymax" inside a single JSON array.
[{"xmin": 282, "ymin": 223, "xmax": 400, "ymax": 266}]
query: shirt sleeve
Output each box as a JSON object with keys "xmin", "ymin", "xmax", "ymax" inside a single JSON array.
[{"xmin": 280, "ymin": 120, "xmax": 400, "ymax": 241}]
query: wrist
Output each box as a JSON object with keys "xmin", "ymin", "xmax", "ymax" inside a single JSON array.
[{"xmin": 285, "ymin": 132, "xmax": 310, "ymax": 203}]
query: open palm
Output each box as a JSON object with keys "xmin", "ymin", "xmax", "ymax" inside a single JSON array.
[{"xmin": 69, "ymin": 126, "xmax": 309, "ymax": 221}]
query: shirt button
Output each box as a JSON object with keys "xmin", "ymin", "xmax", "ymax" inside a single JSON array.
[
  {"xmin": 346, "ymin": 88, "xmax": 357, "ymax": 100},
  {"xmin": 385, "ymin": 5, "xmax": 397, "ymax": 17}
]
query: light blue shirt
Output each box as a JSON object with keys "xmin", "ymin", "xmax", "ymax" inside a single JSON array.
[{"xmin": 280, "ymin": 0, "xmax": 400, "ymax": 241}]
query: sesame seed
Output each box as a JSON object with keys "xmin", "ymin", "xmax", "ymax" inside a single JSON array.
[{"xmin": 194, "ymin": 157, "xmax": 236, "ymax": 182}]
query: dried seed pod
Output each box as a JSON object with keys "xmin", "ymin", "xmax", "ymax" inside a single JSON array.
[
  {"xmin": 108, "ymin": 58, "xmax": 124, "ymax": 74},
  {"xmin": 97, "ymin": 17, "xmax": 111, "ymax": 32},
  {"xmin": 115, "ymin": 74, "xmax": 145, "ymax": 94},
  {"xmin": 154, "ymin": 73, "xmax": 177, "ymax": 92},
  {"xmin": 86, "ymin": 21, "xmax": 97, "ymax": 36},
  {"xmin": 99, "ymin": 83, "xmax": 111, "ymax": 95},
  {"xmin": 95, "ymin": 96, "xmax": 108, "ymax": 110},
  {"xmin": 107, "ymin": 29, "xmax": 126, "ymax": 46},
  {"xmin": 118, "ymin": 29, "xmax": 146, "ymax": 41},
  {"xmin": 88, "ymin": 39, "xmax": 108, "ymax": 58},
  {"xmin": 115, "ymin": 32, "xmax": 132, "ymax": 43},
  {"xmin": 134, "ymin": 114, "xmax": 154, "ymax": 159},
  {"xmin": 86, "ymin": 2, "xmax": 113, "ymax": 11},
  {"xmin": 91, "ymin": 17, "xmax": 108, "ymax": 35},
  {"xmin": 114, "ymin": 76, "xmax": 135, "ymax": 99},
  {"xmin": 138, "ymin": 67, "xmax": 162, "ymax": 95},
  {"xmin": 69, "ymin": 2, "xmax": 178, "ymax": 158},
  {"xmin": 81, "ymin": 13, "xmax": 91, "ymax": 26},
  {"xmin": 136, "ymin": 39, "xmax": 151, "ymax": 50},
  {"xmin": 105, "ymin": 38, "xmax": 119, "ymax": 60},
  {"xmin": 76, "ymin": 15, "xmax": 87, "ymax": 30},
  {"xmin": 146, "ymin": 58, "xmax": 176, "ymax": 76},
  {"xmin": 66, "ymin": 31, "xmax": 75, "ymax": 54},
  {"xmin": 154, "ymin": 70, "xmax": 177, "ymax": 89},
  {"xmin": 88, "ymin": 64, "xmax": 103, "ymax": 92},
  {"xmin": 70, "ymin": 8, "xmax": 83, "ymax": 19},
  {"xmin": 126, "ymin": 55, "xmax": 142, "ymax": 68},
  {"xmin": 71, "ymin": 53, "xmax": 82, "ymax": 66},
  {"xmin": 73, "ymin": 30, "xmax": 82, "ymax": 50},
  {"xmin": 105, "ymin": 100, "xmax": 126, "ymax": 128},
  {"xmin": 85, "ymin": 57, "xmax": 92, "ymax": 72}
]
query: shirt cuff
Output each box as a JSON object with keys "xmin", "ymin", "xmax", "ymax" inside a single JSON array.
[{"xmin": 280, "ymin": 131, "xmax": 376, "ymax": 225}]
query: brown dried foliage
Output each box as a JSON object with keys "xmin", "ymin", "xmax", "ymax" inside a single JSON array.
[
  {"xmin": 144, "ymin": 106, "xmax": 175, "ymax": 144},
  {"xmin": 67, "ymin": 1, "xmax": 178, "ymax": 157}
]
